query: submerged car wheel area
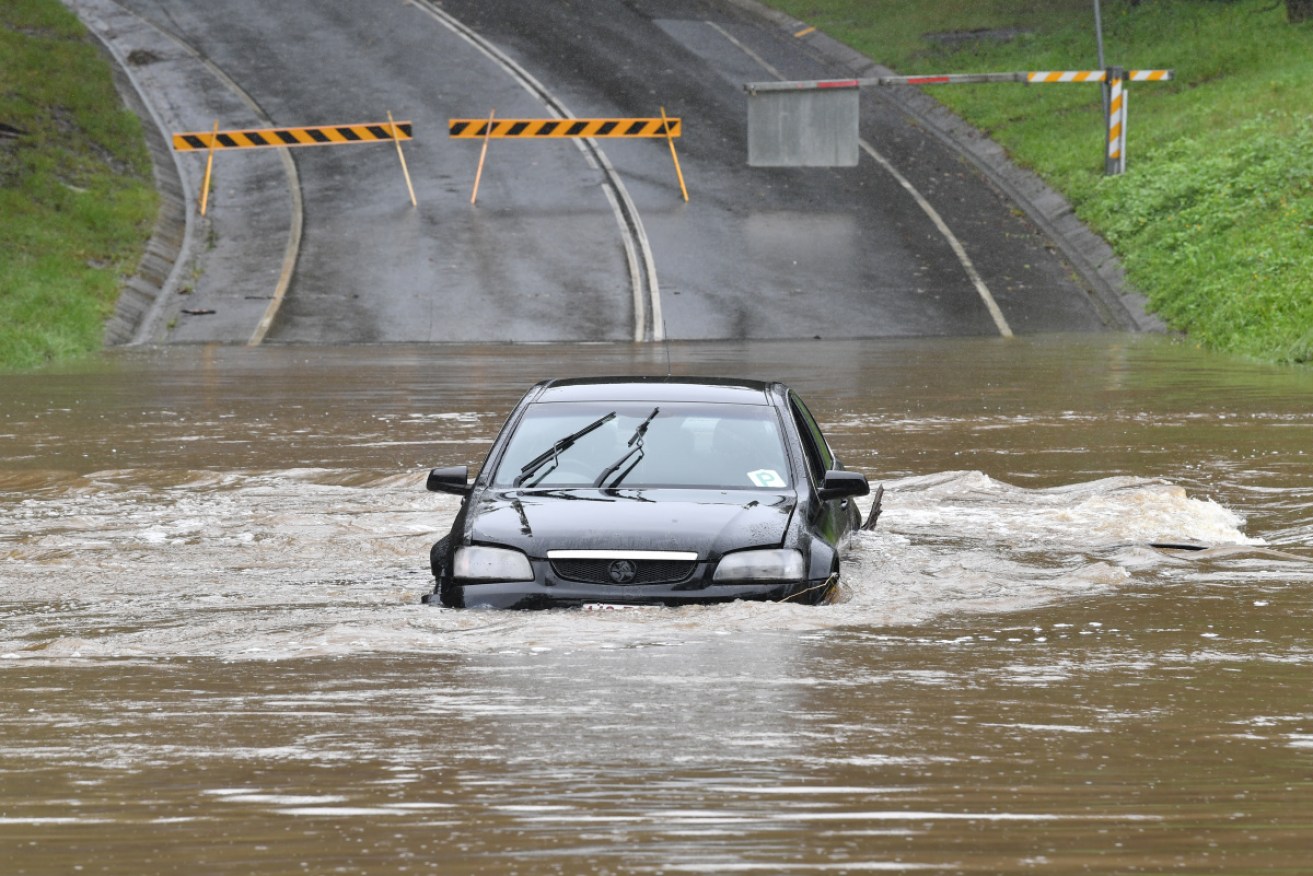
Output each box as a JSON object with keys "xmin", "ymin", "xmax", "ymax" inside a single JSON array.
[{"xmin": 421, "ymin": 377, "xmax": 869, "ymax": 610}]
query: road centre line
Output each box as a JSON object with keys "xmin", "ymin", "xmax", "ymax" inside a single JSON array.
[
  {"xmin": 409, "ymin": 0, "xmax": 663, "ymax": 342},
  {"xmin": 706, "ymin": 20, "xmax": 787, "ymax": 81},
  {"xmin": 706, "ymin": 21, "xmax": 1013, "ymax": 338}
]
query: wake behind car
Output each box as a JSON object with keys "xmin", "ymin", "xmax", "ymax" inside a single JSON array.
[{"xmin": 421, "ymin": 377, "xmax": 872, "ymax": 610}]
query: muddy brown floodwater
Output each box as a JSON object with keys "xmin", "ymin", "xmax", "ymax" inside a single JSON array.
[{"xmin": 3, "ymin": 336, "xmax": 1312, "ymax": 874}]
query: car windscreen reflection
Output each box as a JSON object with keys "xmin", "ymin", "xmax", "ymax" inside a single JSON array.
[{"xmin": 494, "ymin": 403, "xmax": 792, "ymax": 491}]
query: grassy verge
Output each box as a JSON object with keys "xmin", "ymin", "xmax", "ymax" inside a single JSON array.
[
  {"xmin": 763, "ymin": 0, "xmax": 1313, "ymax": 363},
  {"xmin": 1, "ymin": 0, "xmax": 157, "ymax": 371}
]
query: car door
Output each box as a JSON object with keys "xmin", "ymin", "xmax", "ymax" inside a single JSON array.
[{"xmin": 788, "ymin": 392, "xmax": 857, "ymax": 541}]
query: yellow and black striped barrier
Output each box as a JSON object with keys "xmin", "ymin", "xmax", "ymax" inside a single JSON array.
[
  {"xmin": 173, "ymin": 121, "xmax": 413, "ymax": 151},
  {"xmin": 172, "ymin": 117, "xmax": 417, "ymax": 214},
  {"xmin": 454, "ymin": 111, "xmax": 688, "ymax": 203},
  {"xmin": 448, "ymin": 117, "xmax": 681, "ymax": 139}
]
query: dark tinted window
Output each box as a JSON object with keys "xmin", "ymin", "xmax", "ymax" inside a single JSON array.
[{"xmin": 789, "ymin": 393, "xmax": 835, "ymax": 485}]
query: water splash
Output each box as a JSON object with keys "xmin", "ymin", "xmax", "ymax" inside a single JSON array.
[{"xmin": 1, "ymin": 466, "xmax": 1289, "ymax": 662}]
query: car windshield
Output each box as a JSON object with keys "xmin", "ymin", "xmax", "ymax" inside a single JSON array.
[{"xmin": 491, "ymin": 402, "xmax": 791, "ymax": 490}]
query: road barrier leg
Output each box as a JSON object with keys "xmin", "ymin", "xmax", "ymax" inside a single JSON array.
[
  {"xmin": 471, "ymin": 109, "xmax": 494, "ymax": 205},
  {"xmin": 661, "ymin": 106, "xmax": 688, "ymax": 202},
  {"xmin": 388, "ymin": 111, "xmax": 418, "ymax": 208},
  {"xmin": 200, "ymin": 119, "xmax": 218, "ymax": 216}
]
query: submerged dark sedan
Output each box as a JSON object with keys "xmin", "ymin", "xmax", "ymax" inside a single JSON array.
[{"xmin": 421, "ymin": 377, "xmax": 871, "ymax": 610}]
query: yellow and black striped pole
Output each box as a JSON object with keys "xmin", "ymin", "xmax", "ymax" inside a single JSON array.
[{"xmin": 1106, "ymin": 67, "xmax": 1127, "ymax": 176}]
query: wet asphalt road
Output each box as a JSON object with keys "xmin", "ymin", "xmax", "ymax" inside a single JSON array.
[{"xmin": 85, "ymin": 0, "xmax": 1114, "ymax": 344}]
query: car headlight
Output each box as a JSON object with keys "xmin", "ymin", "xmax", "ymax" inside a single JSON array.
[
  {"xmin": 713, "ymin": 549, "xmax": 805, "ymax": 582},
  {"xmin": 453, "ymin": 546, "xmax": 535, "ymax": 581}
]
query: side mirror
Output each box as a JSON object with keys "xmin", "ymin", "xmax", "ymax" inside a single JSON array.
[
  {"xmin": 426, "ymin": 465, "xmax": 471, "ymax": 496},
  {"xmin": 818, "ymin": 469, "xmax": 869, "ymax": 502}
]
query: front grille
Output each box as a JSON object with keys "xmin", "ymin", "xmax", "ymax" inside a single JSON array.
[{"xmin": 551, "ymin": 558, "xmax": 696, "ymax": 586}]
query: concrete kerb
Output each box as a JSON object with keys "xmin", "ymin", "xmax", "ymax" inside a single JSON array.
[
  {"xmin": 71, "ymin": 0, "xmax": 304, "ymax": 348},
  {"xmin": 77, "ymin": 7, "xmax": 195, "ymax": 347},
  {"xmin": 724, "ymin": 0, "xmax": 1164, "ymax": 333}
]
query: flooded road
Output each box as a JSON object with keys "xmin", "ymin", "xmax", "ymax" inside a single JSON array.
[{"xmin": 3, "ymin": 336, "xmax": 1312, "ymax": 873}]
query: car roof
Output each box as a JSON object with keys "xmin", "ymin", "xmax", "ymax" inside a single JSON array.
[{"xmin": 530, "ymin": 376, "xmax": 781, "ymax": 405}]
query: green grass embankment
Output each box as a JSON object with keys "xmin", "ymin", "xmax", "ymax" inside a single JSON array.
[
  {"xmin": 764, "ymin": 0, "xmax": 1313, "ymax": 363},
  {"xmin": 1, "ymin": 0, "xmax": 157, "ymax": 370}
]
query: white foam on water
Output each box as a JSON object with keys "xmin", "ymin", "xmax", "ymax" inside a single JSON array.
[{"xmin": 0, "ymin": 466, "xmax": 1295, "ymax": 662}]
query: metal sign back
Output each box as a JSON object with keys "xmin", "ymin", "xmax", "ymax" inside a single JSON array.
[{"xmin": 747, "ymin": 86, "xmax": 859, "ymax": 168}]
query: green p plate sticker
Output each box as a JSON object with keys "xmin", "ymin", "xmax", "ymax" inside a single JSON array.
[{"xmin": 748, "ymin": 469, "xmax": 786, "ymax": 488}]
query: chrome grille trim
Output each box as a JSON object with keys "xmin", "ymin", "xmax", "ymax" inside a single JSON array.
[
  {"xmin": 549, "ymin": 557, "xmax": 698, "ymax": 586},
  {"xmin": 546, "ymin": 549, "xmax": 698, "ymax": 561}
]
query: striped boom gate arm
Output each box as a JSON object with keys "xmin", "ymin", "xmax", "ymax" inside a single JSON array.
[
  {"xmin": 1027, "ymin": 70, "xmax": 1174, "ymax": 83},
  {"xmin": 745, "ymin": 70, "xmax": 1172, "ymax": 89},
  {"xmin": 745, "ymin": 69, "xmax": 1172, "ymax": 175},
  {"xmin": 1027, "ymin": 70, "xmax": 1107, "ymax": 83},
  {"xmin": 448, "ymin": 115, "xmax": 688, "ymax": 201}
]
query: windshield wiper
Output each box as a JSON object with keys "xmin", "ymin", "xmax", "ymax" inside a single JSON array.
[
  {"xmin": 593, "ymin": 407, "xmax": 659, "ymax": 489},
  {"xmin": 513, "ymin": 411, "xmax": 616, "ymax": 488}
]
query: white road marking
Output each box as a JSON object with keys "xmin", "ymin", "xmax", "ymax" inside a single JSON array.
[
  {"xmin": 707, "ymin": 20, "xmax": 1013, "ymax": 338},
  {"xmin": 410, "ymin": 0, "xmax": 663, "ymax": 342},
  {"xmin": 857, "ymin": 141, "xmax": 1013, "ymax": 337}
]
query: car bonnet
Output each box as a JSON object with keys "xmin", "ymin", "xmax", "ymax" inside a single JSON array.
[{"xmin": 468, "ymin": 489, "xmax": 796, "ymax": 559}]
